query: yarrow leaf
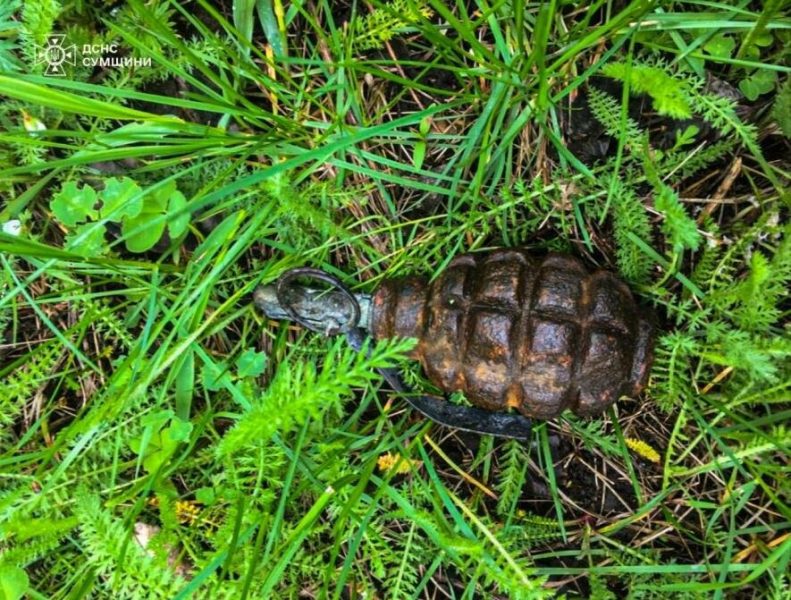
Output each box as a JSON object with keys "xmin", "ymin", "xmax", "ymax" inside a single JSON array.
[
  {"xmin": 218, "ymin": 336, "xmax": 416, "ymax": 456},
  {"xmin": 602, "ymin": 62, "xmax": 692, "ymax": 119},
  {"xmin": 655, "ymin": 186, "xmax": 700, "ymax": 253}
]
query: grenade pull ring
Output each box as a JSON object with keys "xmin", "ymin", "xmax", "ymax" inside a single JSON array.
[
  {"xmin": 274, "ymin": 268, "xmax": 362, "ymax": 336},
  {"xmin": 255, "ymin": 267, "xmax": 533, "ymax": 441}
]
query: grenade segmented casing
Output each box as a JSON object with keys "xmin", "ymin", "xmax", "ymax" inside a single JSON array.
[{"xmin": 371, "ymin": 249, "xmax": 653, "ymax": 419}]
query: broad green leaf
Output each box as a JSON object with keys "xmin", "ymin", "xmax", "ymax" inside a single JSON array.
[
  {"xmin": 744, "ymin": 44, "xmax": 761, "ymax": 60},
  {"xmin": 148, "ymin": 180, "xmax": 177, "ymax": 212},
  {"xmin": 739, "ymin": 69, "xmax": 777, "ymax": 101},
  {"xmin": 118, "ymin": 180, "xmax": 189, "ymax": 251},
  {"xmin": 64, "ymin": 223, "xmax": 108, "ymax": 257},
  {"xmin": 195, "ymin": 487, "xmax": 216, "ymax": 505},
  {"xmin": 754, "ymin": 32, "xmax": 774, "ymax": 47},
  {"xmin": 703, "ymin": 34, "xmax": 735, "ymax": 58},
  {"xmin": 128, "ymin": 414, "xmax": 189, "ymax": 473},
  {"xmin": 236, "ymin": 348, "xmax": 267, "ymax": 378},
  {"xmin": 686, "ymin": 56, "xmax": 705, "ymax": 77},
  {"xmin": 0, "ymin": 565, "xmax": 28, "ymax": 600},
  {"xmin": 167, "ymin": 190, "xmax": 190, "ymax": 239},
  {"xmin": 50, "ymin": 181, "xmax": 97, "ymax": 227},
  {"xmin": 202, "ymin": 360, "xmax": 231, "ymax": 391},
  {"xmin": 413, "ymin": 140, "xmax": 426, "ymax": 170},
  {"xmin": 129, "ymin": 410, "xmax": 171, "ymax": 471},
  {"xmin": 99, "ymin": 177, "xmax": 143, "ymax": 221},
  {"xmin": 419, "ymin": 116, "xmax": 431, "ymax": 137},
  {"xmin": 142, "ymin": 409, "xmax": 174, "ymax": 429},
  {"xmin": 167, "ymin": 418, "xmax": 193, "ymax": 443},
  {"xmin": 122, "ymin": 211, "xmax": 166, "ymax": 253},
  {"xmin": 256, "ymin": 0, "xmax": 286, "ymax": 57}
]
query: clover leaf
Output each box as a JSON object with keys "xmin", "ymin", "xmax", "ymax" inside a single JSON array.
[
  {"xmin": 121, "ymin": 208, "xmax": 166, "ymax": 253},
  {"xmin": 50, "ymin": 181, "xmax": 97, "ymax": 227},
  {"xmin": 703, "ymin": 34, "xmax": 735, "ymax": 58},
  {"xmin": 129, "ymin": 412, "xmax": 193, "ymax": 474},
  {"xmin": 51, "ymin": 176, "xmax": 190, "ymax": 255},
  {"xmin": 121, "ymin": 180, "xmax": 190, "ymax": 252},
  {"xmin": 236, "ymin": 348, "xmax": 267, "ymax": 378},
  {"xmin": 739, "ymin": 69, "xmax": 777, "ymax": 102},
  {"xmin": 64, "ymin": 222, "xmax": 108, "ymax": 258},
  {"xmin": 202, "ymin": 360, "xmax": 232, "ymax": 392},
  {"xmin": 168, "ymin": 189, "xmax": 190, "ymax": 239},
  {"xmin": 99, "ymin": 176, "xmax": 143, "ymax": 221},
  {"xmin": 195, "ymin": 487, "xmax": 216, "ymax": 505}
]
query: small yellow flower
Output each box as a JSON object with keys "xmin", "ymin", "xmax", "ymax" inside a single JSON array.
[
  {"xmin": 147, "ymin": 496, "xmax": 205, "ymax": 527},
  {"xmin": 175, "ymin": 500, "xmax": 201, "ymax": 525},
  {"xmin": 377, "ymin": 452, "xmax": 421, "ymax": 474},
  {"xmin": 625, "ymin": 437, "xmax": 661, "ymax": 463}
]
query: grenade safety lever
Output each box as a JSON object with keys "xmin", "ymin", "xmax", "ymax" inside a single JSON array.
[{"xmin": 254, "ymin": 268, "xmax": 533, "ymax": 440}]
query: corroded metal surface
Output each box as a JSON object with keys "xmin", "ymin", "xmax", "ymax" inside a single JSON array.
[
  {"xmin": 254, "ymin": 282, "xmax": 372, "ymax": 333},
  {"xmin": 371, "ymin": 249, "xmax": 654, "ymax": 419}
]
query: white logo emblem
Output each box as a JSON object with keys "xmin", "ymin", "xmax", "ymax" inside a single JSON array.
[{"xmin": 34, "ymin": 35, "xmax": 77, "ymax": 76}]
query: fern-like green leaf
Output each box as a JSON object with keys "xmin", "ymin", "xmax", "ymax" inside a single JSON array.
[
  {"xmin": 20, "ymin": 0, "xmax": 61, "ymax": 64},
  {"xmin": 650, "ymin": 332, "xmax": 697, "ymax": 412},
  {"xmin": 587, "ymin": 86, "xmax": 645, "ymax": 153},
  {"xmin": 654, "ymin": 185, "xmax": 700, "ymax": 253},
  {"xmin": 602, "ymin": 62, "xmax": 692, "ymax": 119},
  {"xmin": 74, "ymin": 493, "xmax": 186, "ymax": 598},
  {"xmin": 348, "ymin": 0, "xmax": 432, "ymax": 52},
  {"xmin": 610, "ymin": 175, "xmax": 652, "ymax": 283},
  {"xmin": 495, "ymin": 439, "xmax": 529, "ymax": 517},
  {"xmin": 217, "ymin": 336, "xmax": 416, "ymax": 456}
]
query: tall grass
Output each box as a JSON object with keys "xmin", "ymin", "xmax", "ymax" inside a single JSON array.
[{"xmin": 0, "ymin": 0, "xmax": 789, "ymax": 597}]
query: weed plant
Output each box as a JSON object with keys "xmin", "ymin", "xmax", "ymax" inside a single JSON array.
[{"xmin": 0, "ymin": 0, "xmax": 789, "ymax": 597}]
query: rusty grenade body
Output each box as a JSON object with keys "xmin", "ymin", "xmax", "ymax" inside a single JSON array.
[{"xmin": 370, "ymin": 249, "xmax": 654, "ymax": 419}]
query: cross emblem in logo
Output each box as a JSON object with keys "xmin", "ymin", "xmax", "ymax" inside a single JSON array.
[{"xmin": 34, "ymin": 35, "xmax": 77, "ymax": 76}]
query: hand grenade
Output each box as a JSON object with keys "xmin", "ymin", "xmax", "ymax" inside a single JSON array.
[
  {"xmin": 255, "ymin": 248, "xmax": 654, "ymax": 433},
  {"xmin": 369, "ymin": 249, "xmax": 653, "ymax": 419}
]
